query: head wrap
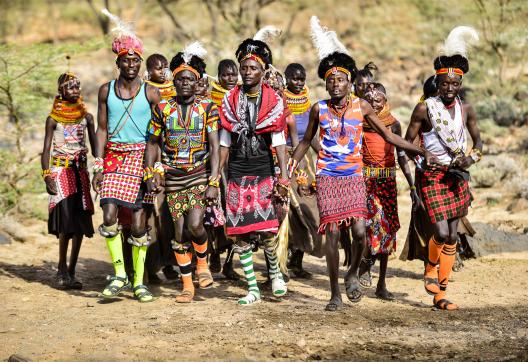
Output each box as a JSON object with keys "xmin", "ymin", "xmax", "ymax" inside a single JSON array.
[
  {"xmin": 236, "ymin": 26, "xmax": 280, "ymax": 69},
  {"xmin": 171, "ymin": 42, "xmax": 207, "ymax": 79},
  {"xmin": 102, "ymin": 8, "xmax": 144, "ymax": 59}
]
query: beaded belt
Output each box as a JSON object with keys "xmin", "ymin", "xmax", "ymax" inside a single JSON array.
[
  {"xmin": 363, "ymin": 166, "xmax": 396, "ymax": 178},
  {"xmin": 51, "ymin": 156, "xmax": 87, "ymax": 169}
]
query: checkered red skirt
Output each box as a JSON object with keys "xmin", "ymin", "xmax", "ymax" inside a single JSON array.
[{"xmin": 420, "ymin": 167, "xmax": 470, "ymax": 223}]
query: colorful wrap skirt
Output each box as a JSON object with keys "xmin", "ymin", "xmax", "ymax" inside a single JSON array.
[
  {"xmin": 420, "ymin": 166, "xmax": 471, "ymax": 224},
  {"xmin": 365, "ymin": 174, "xmax": 400, "ymax": 255},
  {"xmin": 100, "ymin": 141, "xmax": 146, "ymax": 209},
  {"xmin": 226, "ymin": 175, "xmax": 278, "ymax": 236},
  {"xmin": 48, "ymin": 154, "xmax": 94, "ymax": 238},
  {"xmin": 164, "ymin": 165, "xmax": 208, "ymax": 221},
  {"xmin": 316, "ymin": 175, "xmax": 367, "ymax": 234}
]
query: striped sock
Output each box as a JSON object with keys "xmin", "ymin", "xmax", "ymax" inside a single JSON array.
[
  {"xmin": 175, "ymin": 249, "xmax": 194, "ymax": 294},
  {"xmin": 264, "ymin": 248, "xmax": 283, "ymax": 281},
  {"xmin": 437, "ymin": 243, "xmax": 457, "ymax": 297},
  {"xmin": 239, "ymin": 250, "xmax": 260, "ymax": 303},
  {"xmin": 192, "ymin": 240, "xmax": 208, "ymax": 270}
]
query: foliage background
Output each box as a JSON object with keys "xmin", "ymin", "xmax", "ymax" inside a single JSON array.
[{"xmin": 0, "ymin": 0, "xmax": 527, "ymax": 216}]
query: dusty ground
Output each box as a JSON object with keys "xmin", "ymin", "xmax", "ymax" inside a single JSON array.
[{"xmin": 1, "ymin": 194, "xmax": 527, "ymax": 361}]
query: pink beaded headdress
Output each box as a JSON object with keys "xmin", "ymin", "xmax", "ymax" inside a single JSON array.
[{"xmin": 102, "ymin": 8, "xmax": 144, "ymax": 59}]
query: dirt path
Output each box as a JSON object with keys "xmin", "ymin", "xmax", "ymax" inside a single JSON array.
[{"xmin": 1, "ymin": 197, "xmax": 528, "ymax": 361}]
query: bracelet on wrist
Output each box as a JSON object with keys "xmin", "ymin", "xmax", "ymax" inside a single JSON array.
[
  {"xmin": 287, "ymin": 158, "xmax": 299, "ymax": 179},
  {"xmin": 208, "ymin": 179, "xmax": 220, "ymax": 188},
  {"xmin": 92, "ymin": 157, "xmax": 104, "ymax": 173},
  {"xmin": 469, "ymin": 148, "xmax": 482, "ymax": 163},
  {"xmin": 41, "ymin": 169, "xmax": 52, "ymax": 180},
  {"xmin": 410, "ymin": 185, "xmax": 416, "ymax": 191}
]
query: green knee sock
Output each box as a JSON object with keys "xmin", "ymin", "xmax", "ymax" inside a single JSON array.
[
  {"xmin": 240, "ymin": 250, "xmax": 260, "ymax": 297},
  {"xmin": 132, "ymin": 245, "xmax": 148, "ymax": 288},
  {"xmin": 106, "ymin": 233, "xmax": 127, "ymax": 278},
  {"xmin": 264, "ymin": 248, "xmax": 283, "ymax": 281}
]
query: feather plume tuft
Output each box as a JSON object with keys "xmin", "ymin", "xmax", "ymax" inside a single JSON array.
[
  {"xmin": 101, "ymin": 8, "xmax": 135, "ymax": 37},
  {"xmin": 253, "ymin": 26, "xmax": 282, "ymax": 43},
  {"xmin": 310, "ymin": 16, "xmax": 349, "ymax": 60},
  {"xmin": 182, "ymin": 41, "xmax": 207, "ymax": 64},
  {"xmin": 439, "ymin": 26, "xmax": 479, "ymax": 58}
]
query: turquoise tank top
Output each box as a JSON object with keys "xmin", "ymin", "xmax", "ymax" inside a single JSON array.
[{"xmin": 107, "ymin": 80, "xmax": 151, "ymax": 144}]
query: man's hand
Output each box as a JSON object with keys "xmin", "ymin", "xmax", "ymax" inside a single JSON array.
[
  {"xmin": 146, "ymin": 173, "xmax": 163, "ymax": 194},
  {"xmin": 44, "ymin": 177, "xmax": 58, "ymax": 195},
  {"xmin": 410, "ymin": 188, "xmax": 423, "ymax": 212},
  {"xmin": 453, "ymin": 155, "xmax": 474, "ymax": 170},
  {"xmin": 92, "ymin": 172, "xmax": 103, "ymax": 194},
  {"xmin": 424, "ymin": 150, "xmax": 440, "ymax": 167},
  {"xmin": 204, "ymin": 185, "xmax": 219, "ymax": 205}
]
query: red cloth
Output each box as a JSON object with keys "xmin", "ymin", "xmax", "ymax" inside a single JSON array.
[
  {"xmin": 219, "ymin": 83, "xmax": 287, "ymax": 135},
  {"xmin": 362, "ymin": 131, "xmax": 396, "ymax": 167},
  {"xmin": 316, "ymin": 175, "xmax": 367, "ymax": 234}
]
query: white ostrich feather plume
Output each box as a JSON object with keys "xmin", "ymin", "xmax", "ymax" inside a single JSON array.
[
  {"xmin": 310, "ymin": 16, "xmax": 349, "ymax": 60},
  {"xmin": 253, "ymin": 26, "xmax": 282, "ymax": 43},
  {"xmin": 439, "ymin": 26, "xmax": 479, "ymax": 58},
  {"xmin": 101, "ymin": 8, "xmax": 135, "ymax": 37},
  {"xmin": 182, "ymin": 41, "xmax": 207, "ymax": 64}
]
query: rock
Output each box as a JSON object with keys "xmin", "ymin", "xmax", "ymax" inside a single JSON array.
[
  {"xmin": 0, "ymin": 232, "xmax": 11, "ymax": 245},
  {"xmin": 8, "ymin": 355, "xmax": 31, "ymax": 362},
  {"xmin": 507, "ymin": 198, "xmax": 528, "ymax": 213}
]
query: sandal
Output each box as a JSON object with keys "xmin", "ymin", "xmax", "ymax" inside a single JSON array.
[
  {"xmin": 375, "ymin": 289, "xmax": 395, "ymax": 301},
  {"xmin": 56, "ymin": 272, "xmax": 70, "ymax": 289},
  {"xmin": 237, "ymin": 291, "xmax": 261, "ymax": 306},
  {"xmin": 325, "ymin": 301, "xmax": 343, "ymax": 312},
  {"xmin": 293, "ymin": 268, "xmax": 312, "ymax": 279},
  {"xmin": 434, "ymin": 298, "xmax": 459, "ymax": 311},
  {"xmin": 133, "ymin": 284, "xmax": 154, "ymax": 303},
  {"xmin": 197, "ymin": 268, "xmax": 214, "ymax": 289},
  {"xmin": 424, "ymin": 276, "xmax": 441, "ymax": 295},
  {"xmin": 359, "ymin": 270, "xmax": 373, "ymax": 289},
  {"xmin": 68, "ymin": 275, "xmax": 83, "ymax": 290},
  {"xmin": 345, "ymin": 283, "xmax": 363, "ymax": 303},
  {"xmin": 101, "ymin": 275, "xmax": 130, "ymax": 298},
  {"xmin": 175, "ymin": 289, "xmax": 194, "ymax": 303}
]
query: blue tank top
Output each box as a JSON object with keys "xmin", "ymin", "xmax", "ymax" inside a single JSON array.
[
  {"xmin": 287, "ymin": 110, "xmax": 310, "ymax": 146},
  {"xmin": 107, "ymin": 80, "xmax": 151, "ymax": 144}
]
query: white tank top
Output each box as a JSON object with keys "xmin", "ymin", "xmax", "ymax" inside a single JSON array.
[{"xmin": 422, "ymin": 100, "xmax": 465, "ymax": 166}]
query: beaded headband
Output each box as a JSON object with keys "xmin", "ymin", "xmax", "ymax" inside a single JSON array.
[
  {"xmin": 435, "ymin": 67, "xmax": 464, "ymax": 78},
  {"xmin": 172, "ymin": 64, "xmax": 200, "ymax": 79},
  {"xmin": 324, "ymin": 66, "xmax": 351, "ymax": 81}
]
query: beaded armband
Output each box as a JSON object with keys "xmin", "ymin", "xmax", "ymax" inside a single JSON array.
[
  {"xmin": 153, "ymin": 161, "xmax": 165, "ymax": 176},
  {"xmin": 295, "ymin": 169, "xmax": 309, "ymax": 186},
  {"xmin": 208, "ymin": 175, "xmax": 221, "ymax": 188}
]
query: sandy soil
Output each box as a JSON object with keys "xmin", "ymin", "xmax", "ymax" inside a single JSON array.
[{"xmin": 1, "ymin": 195, "xmax": 527, "ymax": 361}]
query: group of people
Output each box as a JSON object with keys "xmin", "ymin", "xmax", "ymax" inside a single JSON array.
[{"xmin": 41, "ymin": 11, "xmax": 482, "ymax": 311}]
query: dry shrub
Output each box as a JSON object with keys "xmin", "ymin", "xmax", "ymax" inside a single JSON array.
[
  {"xmin": 507, "ymin": 177, "xmax": 528, "ymax": 200},
  {"xmin": 471, "ymin": 155, "xmax": 520, "ymax": 188}
]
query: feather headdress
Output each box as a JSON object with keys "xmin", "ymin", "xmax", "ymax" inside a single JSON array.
[
  {"xmin": 182, "ymin": 41, "xmax": 207, "ymax": 64},
  {"xmin": 310, "ymin": 16, "xmax": 349, "ymax": 60},
  {"xmin": 439, "ymin": 26, "xmax": 479, "ymax": 58},
  {"xmin": 253, "ymin": 25, "xmax": 282, "ymax": 43},
  {"xmin": 101, "ymin": 8, "xmax": 144, "ymax": 57}
]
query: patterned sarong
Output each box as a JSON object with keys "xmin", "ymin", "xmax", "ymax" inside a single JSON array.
[
  {"xmin": 49, "ymin": 156, "xmax": 93, "ymax": 214},
  {"xmin": 365, "ymin": 175, "xmax": 399, "ymax": 254},
  {"xmin": 226, "ymin": 176, "xmax": 278, "ymax": 235},
  {"xmin": 420, "ymin": 166, "xmax": 470, "ymax": 223},
  {"xmin": 316, "ymin": 175, "xmax": 367, "ymax": 234},
  {"xmin": 100, "ymin": 141, "xmax": 146, "ymax": 209}
]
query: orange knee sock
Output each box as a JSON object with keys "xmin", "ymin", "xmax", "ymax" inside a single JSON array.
[
  {"xmin": 175, "ymin": 251, "xmax": 194, "ymax": 293},
  {"xmin": 192, "ymin": 240, "xmax": 208, "ymax": 270},
  {"xmin": 425, "ymin": 236, "xmax": 444, "ymax": 277},
  {"xmin": 437, "ymin": 243, "xmax": 457, "ymax": 296}
]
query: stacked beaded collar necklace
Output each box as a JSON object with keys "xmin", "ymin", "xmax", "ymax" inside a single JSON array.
[
  {"xmin": 284, "ymin": 86, "xmax": 311, "ymax": 115},
  {"xmin": 49, "ymin": 96, "xmax": 87, "ymax": 124}
]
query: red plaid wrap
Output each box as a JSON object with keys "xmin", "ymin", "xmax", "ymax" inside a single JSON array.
[
  {"xmin": 100, "ymin": 141, "xmax": 146, "ymax": 207},
  {"xmin": 316, "ymin": 175, "xmax": 367, "ymax": 234},
  {"xmin": 420, "ymin": 167, "xmax": 471, "ymax": 224}
]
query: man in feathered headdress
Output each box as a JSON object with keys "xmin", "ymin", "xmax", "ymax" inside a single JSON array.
[
  {"xmin": 91, "ymin": 9, "xmax": 161, "ymax": 303},
  {"xmin": 218, "ymin": 27, "xmax": 289, "ymax": 306},
  {"xmin": 289, "ymin": 16, "xmax": 432, "ymax": 311},
  {"xmin": 405, "ymin": 26, "xmax": 482, "ymax": 310},
  {"xmin": 144, "ymin": 42, "xmax": 220, "ymax": 303}
]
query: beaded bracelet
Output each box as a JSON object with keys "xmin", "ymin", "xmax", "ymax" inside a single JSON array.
[
  {"xmin": 410, "ymin": 185, "xmax": 416, "ymax": 191},
  {"xmin": 287, "ymin": 158, "xmax": 299, "ymax": 179},
  {"xmin": 92, "ymin": 157, "xmax": 104, "ymax": 173},
  {"xmin": 41, "ymin": 169, "xmax": 52, "ymax": 180},
  {"xmin": 143, "ymin": 167, "xmax": 154, "ymax": 181},
  {"xmin": 153, "ymin": 161, "xmax": 165, "ymax": 176},
  {"xmin": 208, "ymin": 179, "xmax": 220, "ymax": 188},
  {"xmin": 469, "ymin": 148, "xmax": 482, "ymax": 163}
]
